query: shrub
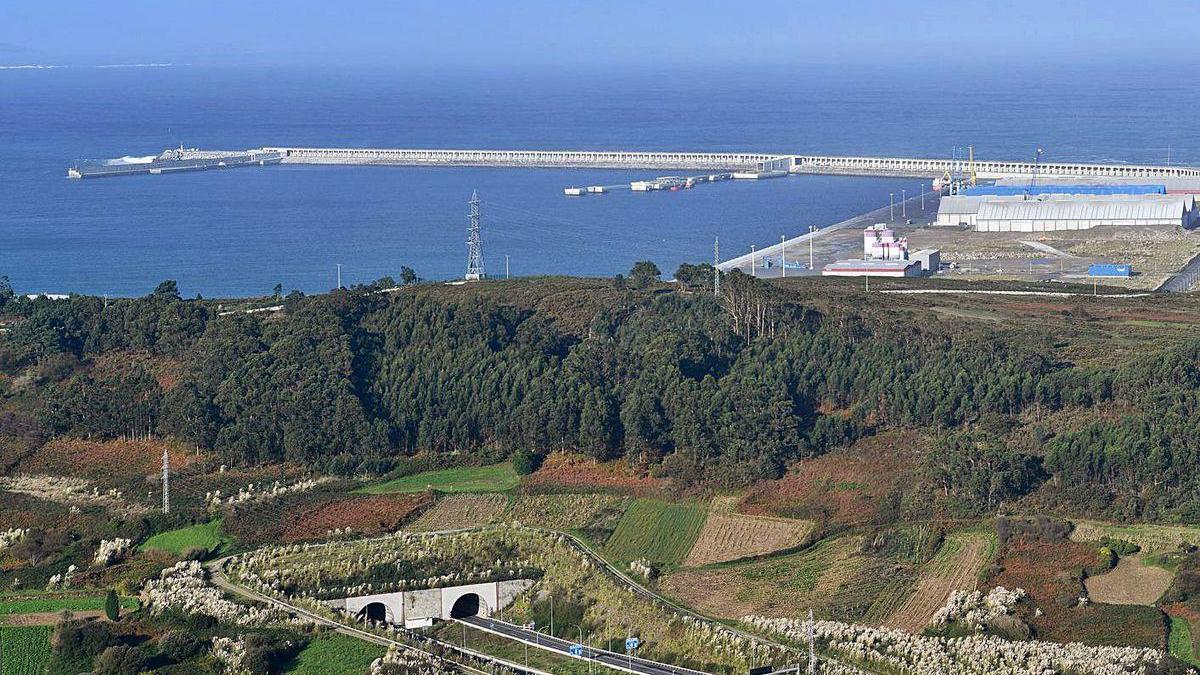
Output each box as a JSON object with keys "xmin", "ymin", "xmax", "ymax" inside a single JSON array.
[
  {"xmin": 103, "ymin": 590, "xmax": 119, "ymax": 621},
  {"xmin": 52, "ymin": 619, "xmax": 117, "ymax": 662},
  {"xmin": 242, "ymin": 633, "xmax": 305, "ymax": 675},
  {"xmin": 92, "ymin": 645, "xmax": 146, "ymax": 675},
  {"xmin": 159, "ymin": 630, "xmax": 203, "ymax": 661},
  {"xmin": 511, "ymin": 448, "xmax": 541, "ymax": 476},
  {"xmin": 1099, "ymin": 536, "xmax": 1141, "ymax": 557}
]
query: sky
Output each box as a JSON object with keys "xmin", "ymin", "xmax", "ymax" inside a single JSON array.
[{"xmin": 3, "ymin": 0, "xmax": 1198, "ymax": 70}]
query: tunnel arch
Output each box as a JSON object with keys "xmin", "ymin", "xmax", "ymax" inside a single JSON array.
[
  {"xmin": 449, "ymin": 593, "xmax": 482, "ymax": 618},
  {"xmin": 361, "ymin": 601, "xmax": 390, "ymax": 624}
]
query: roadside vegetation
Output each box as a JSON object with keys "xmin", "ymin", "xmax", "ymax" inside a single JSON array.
[{"xmin": 285, "ymin": 632, "xmax": 385, "ymax": 675}]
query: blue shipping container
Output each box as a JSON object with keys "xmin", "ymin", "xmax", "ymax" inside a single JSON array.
[{"xmin": 1089, "ymin": 263, "xmax": 1132, "ymax": 277}]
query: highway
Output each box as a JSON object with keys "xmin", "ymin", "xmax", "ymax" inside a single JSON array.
[{"xmin": 460, "ymin": 615, "xmax": 709, "ymax": 675}]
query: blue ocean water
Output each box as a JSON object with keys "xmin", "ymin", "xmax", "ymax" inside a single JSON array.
[{"xmin": 3, "ymin": 63, "xmax": 1197, "ymax": 297}]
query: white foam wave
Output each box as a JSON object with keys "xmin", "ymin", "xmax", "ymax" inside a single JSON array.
[
  {"xmin": 93, "ymin": 63, "xmax": 174, "ymax": 69},
  {"xmin": 0, "ymin": 64, "xmax": 64, "ymax": 70},
  {"xmin": 105, "ymin": 155, "xmax": 157, "ymax": 166}
]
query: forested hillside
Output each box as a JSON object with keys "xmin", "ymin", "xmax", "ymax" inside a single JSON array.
[{"xmin": 3, "ymin": 273, "xmax": 1200, "ymax": 521}]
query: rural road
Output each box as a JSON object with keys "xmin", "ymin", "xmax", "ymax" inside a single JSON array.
[{"xmin": 460, "ymin": 615, "xmax": 707, "ymax": 675}]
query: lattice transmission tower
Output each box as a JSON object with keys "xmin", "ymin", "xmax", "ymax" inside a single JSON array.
[
  {"xmin": 713, "ymin": 237, "xmax": 721, "ymax": 296},
  {"xmin": 465, "ymin": 190, "xmax": 485, "ymax": 280},
  {"xmin": 161, "ymin": 447, "xmax": 170, "ymax": 514}
]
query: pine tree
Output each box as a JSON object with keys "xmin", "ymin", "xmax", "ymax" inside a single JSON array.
[{"xmin": 104, "ymin": 589, "xmax": 119, "ymax": 621}]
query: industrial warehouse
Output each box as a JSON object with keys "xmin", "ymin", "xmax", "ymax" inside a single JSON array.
[{"xmin": 935, "ymin": 181, "xmax": 1200, "ymax": 232}]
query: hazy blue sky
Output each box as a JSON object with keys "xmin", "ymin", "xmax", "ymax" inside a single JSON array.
[{"xmin": 3, "ymin": 0, "xmax": 1197, "ymax": 69}]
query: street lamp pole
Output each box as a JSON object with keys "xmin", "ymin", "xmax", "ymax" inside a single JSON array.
[
  {"xmin": 781, "ymin": 235, "xmax": 787, "ymax": 278},
  {"xmin": 808, "ymin": 225, "xmax": 816, "ymax": 270},
  {"xmin": 902, "ymin": 189, "xmax": 907, "ymax": 218},
  {"xmin": 750, "ymin": 244, "xmax": 757, "ymax": 276},
  {"xmin": 889, "ymin": 193, "xmax": 895, "ymax": 222}
]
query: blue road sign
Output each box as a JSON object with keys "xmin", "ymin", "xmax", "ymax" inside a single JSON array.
[
  {"xmin": 625, "ymin": 637, "xmax": 640, "ymax": 651},
  {"xmin": 570, "ymin": 644, "xmax": 584, "ymax": 657}
]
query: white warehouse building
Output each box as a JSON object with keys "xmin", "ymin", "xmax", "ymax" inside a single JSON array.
[
  {"xmin": 937, "ymin": 194, "xmax": 1195, "ymax": 231},
  {"xmin": 974, "ymin": 199, "xmax": 1190, "ymax": 233}
]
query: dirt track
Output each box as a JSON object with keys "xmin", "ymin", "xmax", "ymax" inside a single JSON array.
[{"xmin": 3, "ymin": 610, "xmax": 104, "ymax": 625}]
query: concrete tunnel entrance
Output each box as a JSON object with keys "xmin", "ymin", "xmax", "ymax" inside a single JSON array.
[
  {"xmin": 363, "ymin": 602, "xmax": 388, "ymax": 623},
  {"xmin": 450, "ymin": 593, "xmax": 481, "ymax": 618}
]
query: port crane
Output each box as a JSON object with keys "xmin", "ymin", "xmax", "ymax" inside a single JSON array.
[{"xmin": 1026, "ymin": 147, "xmax": 1044, "ymax": 196}]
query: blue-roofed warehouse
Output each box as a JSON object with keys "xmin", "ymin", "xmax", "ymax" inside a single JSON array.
[
  {"xmin": 1089, "ymin": 263, "xmax": 1132, "ymax": 278},
  {"xmin": 961, "ymin": 184, "xmax": 1167, "ymax": 197}
]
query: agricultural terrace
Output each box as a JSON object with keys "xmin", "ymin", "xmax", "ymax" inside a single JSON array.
[
  {"xmin": 0, "ymin": 591, "xmax": 137, "ymax": 617},
  {"xmin": 360, "ymin": 463, "xmax": 519, "ymax": 494},
  {"xmin": 0, "ymin": 625, "xmax": 52, "ymax": 675},
  {"xmin": 1071, "ymin": 520, "xmax": 1200, "ymax": 554},
  {"xmin": 408, "ymin": 493, "xmax": 509, "ymax": 531},
  {"xmin": 882, "ymin": 532, "xmax": 995, "ymax": 632},
  {"xmin": 1084, "ymin": 555, "xmax": 1173, "ymax": 606},
  {"xmin": 662, "ymin": 534, "xmax": 888, "ymax": 621},
  {"xmin": 683, "ymin": 498, "xmax": 815, "ymax": 566},
  {"xmin": 227, "ymin": 526, "xmax": 788, "ymax": 673},
  {"xmin": 604, "ymin": 499, "xmax": 707, "ymax": 567},
  {"xmin": 501, "ymin": 494, "xmax": 630, "ymax": 532}
]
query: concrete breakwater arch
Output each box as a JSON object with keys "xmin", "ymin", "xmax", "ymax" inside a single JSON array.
[{"xmin": 330, "ymin": 579, "xmax": 535, "ymax": 628}]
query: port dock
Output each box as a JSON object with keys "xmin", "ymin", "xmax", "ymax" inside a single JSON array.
[
  {"xmin": 263, "ymin": 147, "xmax": 1200, "ymax": 180},
  {"xmin": 71, "ymin": 146, "xmax": 1200, "ymax": 181}
]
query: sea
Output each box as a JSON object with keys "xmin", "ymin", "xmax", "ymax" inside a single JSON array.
[{"xmin": 3, "ymin": 62, "xmax": 1198, "ymax": 297}]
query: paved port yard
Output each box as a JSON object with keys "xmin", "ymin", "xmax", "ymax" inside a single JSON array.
[{"xmin": 719, "ymin": 191, "xmax": 941, "ymax": 278}]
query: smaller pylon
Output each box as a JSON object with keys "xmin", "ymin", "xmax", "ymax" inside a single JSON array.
[
  {"xmin": 713, "ymin": 237, "xmax": 721, "ymax": 296},
  {"xmin": 161, "ymin": 448, "xmax": 170, "ymax": 514}
]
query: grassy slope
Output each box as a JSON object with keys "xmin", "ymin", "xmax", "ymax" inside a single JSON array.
[
  {"xmin": 286, "ymin": 633, "xmax": 385, "ymax": 675},
  {"xmin": 140, "ymin": 519, "xmax": 230, "ymax": 556},
  {"xmin": 0, "ymin": 625, "xmax": 52, "ymax": 675},
  {"xmin": 360, "ymin": 464, "xmax": 520, "ymax": 495},
  {"xmin": 1170, "ymin": 616, "xmax": 1200, "ymax": 667},
  {"xmin": 604, "ymin": 499, "xmax": 707, "ymax": 567}
]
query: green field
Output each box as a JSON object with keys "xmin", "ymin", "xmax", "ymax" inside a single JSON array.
[
  {"xmin": 360, "ymin": 464, "xmax": 520, "ymax": 495},
  {"xmin": 0, "ymin": 626, "xmax": 52, "ymax": 675},
  {"xmin": 286, "ymin": 633, "xmax": 385, "ymax": 675},
  {"xmin": 140, "ymin": 519, "xmax": 230, "ymax": 556},
  {"xmin": 604, "ymin": 499, "xmax": 707, "ymax": 566},
  {"xmin": 1170, "ymin": 616, "xmax": 1200, "ymax": 667},
  {"xmin": 0, "ymin": 592, "xmax": 136, "ymax": 616}
]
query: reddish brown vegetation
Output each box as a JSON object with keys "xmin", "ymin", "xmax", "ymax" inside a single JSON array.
[
  {"xmin": 91, "ymin": 352, "xmax": 183, "ymax": 391},
  {"xmin": 738, "ymin": 432, "xmax": 920, "ymax": 528},
  {"xmin": 280, "ymin": 493, "xmax": 432, "ymax": 542},
  {"xmin": 19, "ymin": 438, "xmax": 201, "ymax": 480},
  {"xmin": 521, "ymin": 453, "xmax": 666, "ymax": 497},
  {"xmin": 990, "ymin": 536, "xmax": 1166, "ymax": 648}
]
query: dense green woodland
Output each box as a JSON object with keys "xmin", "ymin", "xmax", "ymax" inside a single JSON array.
[{"xmin": 2, "ymin": 274, "xmax": 1200, "ymax": 520}]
